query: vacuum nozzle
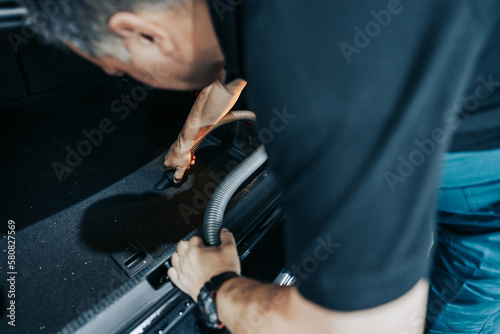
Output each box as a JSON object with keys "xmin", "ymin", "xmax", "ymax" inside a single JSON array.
[{"xmin": 154, "ymin": 170, "xmax": 176, "ymax": 191}]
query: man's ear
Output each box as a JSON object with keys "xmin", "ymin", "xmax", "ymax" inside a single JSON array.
[{"xmin": 108, "ymin": 12, "xmax": 174, "ymax": 55}]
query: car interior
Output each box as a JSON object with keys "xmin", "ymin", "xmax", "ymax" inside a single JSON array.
[{"xmin": 0, "ymin": 1, "xmax": 287, "ymax": 333}]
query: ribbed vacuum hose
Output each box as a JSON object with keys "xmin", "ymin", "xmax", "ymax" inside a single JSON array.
[
  {"xmin": 203, "ymin": 145, "xmax": 268, "ymax": 246},
  {"xmin": 154, "ymin": 110, "xmax": 257, "ymax": 191}
]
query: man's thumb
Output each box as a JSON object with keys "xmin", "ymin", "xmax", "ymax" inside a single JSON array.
[{"xmin": 220, "ymin": 228, "xmax": 235, "ymax": 245}]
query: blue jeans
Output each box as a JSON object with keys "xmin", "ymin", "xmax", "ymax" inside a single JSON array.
[{"xmin": 426, "ymin": 149, "xmax": 500, "ymax": 334}]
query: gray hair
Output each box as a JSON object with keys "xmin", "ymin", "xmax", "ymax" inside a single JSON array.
[{"xmin": 19, "ymin": 0, "xmax": 183, "ymax": 62}]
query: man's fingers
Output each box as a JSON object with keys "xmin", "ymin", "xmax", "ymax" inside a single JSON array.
[
  {"xmin": 171, "ymin": 252, "xmax": 180, "ymax": 269},
  {"xmin": 174, "ymin": 166, "xmax": 188, "ymax": 183},
  {"xmin": 163, "ymin": 159, "xmax": 172, "ymax": 169},
  {"xmin": 189, "ymin": 236, "xmax": 204, "ymax": 248},
  {"xmin": 190, "ymin": 155, "xmax": 196, "ymax": 165},
  {"xmin": 167, "ymin": 267, "xmax": 180, "ymax": 286},
  {"xmin": 220, "ymin": 228, "xmax": 236, "ymax": 246},
  {"xmin": 163, "ymin": 152, "xmax": 174, "ymax": 169},
  {"xmin": 177, "ymin": 241, "xmax": 189, "ymax": 255}
]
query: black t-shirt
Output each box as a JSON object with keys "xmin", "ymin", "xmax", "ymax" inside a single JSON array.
[{"xmin": 208, "ymin": 0, "xmax": 500, "ymax": 311}]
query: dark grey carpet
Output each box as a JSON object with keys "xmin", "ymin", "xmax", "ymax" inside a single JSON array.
[{"xmin": 0, "ymin": 137, "xmax": 244, "ymax": 334}]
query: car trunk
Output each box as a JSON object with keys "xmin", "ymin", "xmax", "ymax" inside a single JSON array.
[{"xmin": 0, "ymin": 21, "xmax": 286, "ymax": 334}]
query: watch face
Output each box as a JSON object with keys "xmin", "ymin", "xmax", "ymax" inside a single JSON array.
[
  {"xmin": 197, "ymin": 272, "xmax": 239, "ymax": 329},
  {"xmin": 197, "ymin": 286, "xmax": 220, "ymax": 329}
]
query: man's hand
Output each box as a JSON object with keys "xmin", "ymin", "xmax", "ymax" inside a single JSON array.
[
  {"xmin": 163, "ymin": 76, "xmax": 247, "ymax": 184},
  {"xmin": 163, "ymin": 136, "xmax": 196, "ymax": 183},
  {"xmin": 167, "ymin": 228, "xmax": 241, "ymax": 300}
]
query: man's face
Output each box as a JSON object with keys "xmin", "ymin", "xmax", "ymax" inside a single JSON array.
[
  {"xmin": 67, "ymin": 1, "xmax": 224, "ymax": 90},
  {"xmin": 68, "ymin": 42, "xmax": 223, "ymax": 91}
]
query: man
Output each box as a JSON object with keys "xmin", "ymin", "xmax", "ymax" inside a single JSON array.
[{"xmin": 20, "ymin": 0, "xmax": 500, "ymax": 333}]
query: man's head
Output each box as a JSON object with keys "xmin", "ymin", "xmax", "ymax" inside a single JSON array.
[{"xmin": 20, "ymin": 0, "xmax": 224, "ymax": 90}]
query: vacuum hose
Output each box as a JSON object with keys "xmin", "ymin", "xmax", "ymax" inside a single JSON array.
[
  {"xmin": 154, "ymin": 110, "xmax": 257, "ymax": 191},
  {"xmin": 154, "ymin": 109, "xmax": 268, "ymax": 246},
  {"xmin": 203, "ymin": 145, "xmax": 267, "ymax": 246}
]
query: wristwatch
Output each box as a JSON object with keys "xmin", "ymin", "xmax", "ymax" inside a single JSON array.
[{"xmin": 197, "ymin": 271, "xmax": 240, "ymax": 329}]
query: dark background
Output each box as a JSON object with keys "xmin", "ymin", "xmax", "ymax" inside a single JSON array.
[{"xmin": 0, "ymin": 26, "xmax": 199, "ymax": 232}]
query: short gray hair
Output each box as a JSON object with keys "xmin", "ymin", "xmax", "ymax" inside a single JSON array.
[{"xmin": 19, "ymin": 0, "xmax": 183, "ymax": 62}]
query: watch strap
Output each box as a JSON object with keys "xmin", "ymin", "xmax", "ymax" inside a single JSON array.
[{"xmin": 197, "ymin": 271, "xmax": 240, "ymax": 329}]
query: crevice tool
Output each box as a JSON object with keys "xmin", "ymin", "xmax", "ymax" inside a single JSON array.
[{"xmin": 154, "ymin": 170, "xmax": 176, "ymax": 191}]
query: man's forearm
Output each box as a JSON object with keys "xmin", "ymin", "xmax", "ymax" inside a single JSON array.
[
  {"xmin": 217, "ymin": 278, "xmax": 341, "ymax": 334},
  {"xmin": 177, "ymin": 78, "xmax": 246, "ymax": 149},
  {"xmin": 169, "ymin": 229, "xmax": 428, "ymax": 334},
  {"xmin": 217, "ymin": 277, "xmax": 294, "ymax": 334},
  {"xmin": 217, "ymin": 278, "xmax": 429, "ymax": 334},
  {"xmin": 163, "ymin": 77, "xmax": 246, "ymax": 181}
]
